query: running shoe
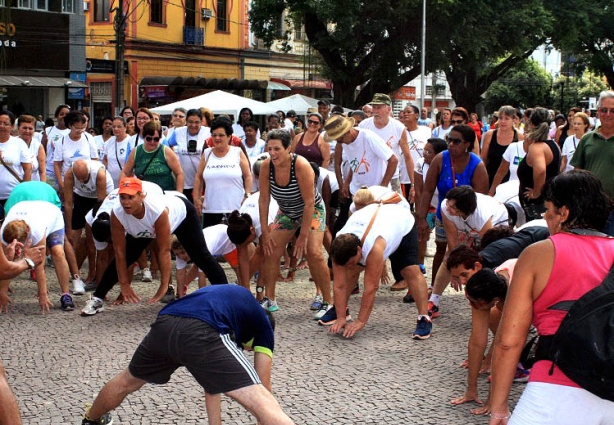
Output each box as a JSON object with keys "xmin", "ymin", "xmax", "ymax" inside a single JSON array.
[
  {"xmin": 82, "ymin": 411, "xmax": 113, "ymax": 425},
  {"xmin": 419, "ymin": 264, "xmax": 427, "ymax": 276},
  {"xmin": 427, "ymin": 301, "xmax": 440, "ymax": 319},
  {"xmin": 313, "ymin": 302, "xmax": 332, "ymax": 320},
  {"xmin": 160, "ymin": 285, "xmax": 176, "ymax": 304},
  {"xmin": 71, "ymin": 275, "xmax": 86, "ymax": 295},
  {"xmin": 84, "ymin": 281, "xmax": 98, "ymax": 292},
  {"xmin": 488, "ymin": 365, "xmax": 530, "ymax": 383},
  {"xmin": 81, "ymin": 298, "xmax": 104, "ymax": 316},
  {"xmin": 351, "ymin": 283, "xmax": 360, "ymax": 295},
  {"xmin": 60, "ymin": 294, "xmax": 75, "ymax": 312},
  {"xmin": 29, "ymin": 268, "xmax": 36, "ymax": 281},
  {"xmin": 259, "ymin": 297, "xmax": 279, "ymax": 312},
  {"xmin": 317, "ymin": 306, "xmax": 351, "ymax": 326},
  {"xmin": 310, "ymin": 294, "xmax": 323, "ymax": 311},
  {"xmin": 411, "ymin": 317, "xmax": 432, "ymax": 340},
  {"xmin": 141, "ymin": 268, "xmax": 153, "ymax": 282},
  {"xmin": 402, "ymin": 291, "xmax": 414, "ymax": 303}
]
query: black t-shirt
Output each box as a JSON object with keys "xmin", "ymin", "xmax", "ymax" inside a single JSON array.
[{"xmin": 481, "ymin": 226, "xmax": 550, "ymax": 269}]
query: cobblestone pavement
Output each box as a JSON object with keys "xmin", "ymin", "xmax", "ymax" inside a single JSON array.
[{"xmin": 0, "ymin": 262, "xmax": 522, "ymax": 424}]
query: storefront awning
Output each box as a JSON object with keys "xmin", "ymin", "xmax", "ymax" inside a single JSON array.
[
  {"xmin": 0, "ymin": 76, "xmax": 87, "ymax": 88},
  {"xmin": 140, "ymin": 77, "xmax": 290, "ymax": 91}
]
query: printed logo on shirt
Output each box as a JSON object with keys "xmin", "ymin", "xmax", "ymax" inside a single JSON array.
[
  {"xmin": 513, "ymin": 156, "xmax": 521, "ymax": 165},
  {"xmin": 349, "ymin": 154, "xmax": 371, "ymax": 175}
]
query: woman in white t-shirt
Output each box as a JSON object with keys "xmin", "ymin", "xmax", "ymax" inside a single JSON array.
[
  {"xmin": 17, "ymin": 115, "xmax": 45, "ymax": 182},
  {"xmin": 53, "ymin": 111, "xmax": 98, "ymax": 195},
  {"xmin": 103, "ymin": 117, "xmax": 131, "ymax": 187},
  {"xmin": 0, "ymin": 111, "xmax": 32, "ymax": 207},
  {"xmin": 560, "ymin": 112, "xmax": 589, "ymax": 173},
  {"xmin": 81, "ymin": 177, "xmax": 229, "ymax": 316},
  {"xmin": 488, "ymin": 138, "xmax": 530, "ymax": 197},
  {"xmin": 94, "ymin": 117, "xmax": 114, "ymax": 160}
]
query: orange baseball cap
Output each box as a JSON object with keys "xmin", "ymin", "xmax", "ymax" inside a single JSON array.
[{"xmin": 118, "ymin": 177, "xmax": 143, "ymax": 195}]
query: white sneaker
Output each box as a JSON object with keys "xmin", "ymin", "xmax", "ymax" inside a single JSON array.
[
  {"xmin": 313, "ymin": 303, "xmax": 333, "ymax": 320},
  {"xmin": 141, "ymin": 268, "xmax": 153, "ymax": 282},
  {"xmin": 81, "ymin": 298, "xmax": 104, "ymax": 316},
  {"xmin": 71, "ymin": 276, "xmax": 86, "ymax": 295}
]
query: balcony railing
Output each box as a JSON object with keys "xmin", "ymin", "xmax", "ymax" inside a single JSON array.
[{"xmin": 184, "ymin": 26, "xmax": 204, "ymax": 46}]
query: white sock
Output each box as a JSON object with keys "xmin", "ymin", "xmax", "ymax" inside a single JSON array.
[
  {"xmin": 418, "ymin": 314, "xmax": 431, "ymax": 322},
  {"xmin": 429, "ymin": 294, "xmax": 441, "ymax": 305}
]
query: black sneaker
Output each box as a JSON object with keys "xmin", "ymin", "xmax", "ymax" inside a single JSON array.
[
  {"xmin": 60, "ymin": 294, "xmax": 75, "ymax": 311},
  {"xmin": 318, "ymin": 305, "xmax": 351, "ymax": 326},
  {"xmin": 82, "ymin": 412, "xmax": 113, "ymax": 424},
  {"xmin": 402, "ymin": 291, "xmax": 415, "ymax": 303},
  {"xmin": 160, "ymin": 285, "xmax": 176, "ymax": 304}
]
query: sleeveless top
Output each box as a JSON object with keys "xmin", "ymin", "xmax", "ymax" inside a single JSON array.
[
  {"xmin": 531, "ymin": 233, "xmax": 614, "ymax": 387},
  {"xmin": 294, "ymin": 132, "xmax": 324, "ymax": 166},
  {"xmin": 202, "ymin": 146, "xmax": 244, "ymax": 214},
  {"xmin": 269, "ymin": 154, "xmax": 322, "ymax": 220},
  {"xmin": 134, "ymin": 144, "xmax": 176, "ymax": 191},
  {"xmin": 486, "ymin": 129, "xmax": 517, "ymax": 186},
  {"xmin": 517, "ymin": 139, "xmax": 560, "ymax": 204},
  {"xmin": 436, "ymin": 151, "xmax": 482, "ymax": 219}
]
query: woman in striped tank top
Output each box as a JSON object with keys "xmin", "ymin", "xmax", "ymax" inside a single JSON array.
[{"xmin": 258, "ymin": 130, "xmax": 332, "ymax": 318}]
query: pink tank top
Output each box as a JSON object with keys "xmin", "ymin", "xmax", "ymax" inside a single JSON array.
[{"xmin": 530, "ymin": 232, "xmax": 614, "ymax": 386}]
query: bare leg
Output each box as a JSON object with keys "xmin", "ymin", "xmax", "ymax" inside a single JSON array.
[
  {"xmin": 401, "ymin": 265, "xmax": 428, "ymax": 316},
  {"xmin": 0, "ymin": 360, "xmax": 21, "ymax": 425},
  {"xmin": 84, "ymin": 227, "xmax": 97, "ymax": 281},
  {"xmin": 431, "ymin": 241, "xmax": 447, "ymax": 287},
  {"xmin": 261, "ymin": 230, "xmax": 294, "ymax": 302},
  {"xmin": 63, "ymin": 236, "xmax": 80, "ymax": 278},
  {"xmin": 204, "ymin": 392, "xmax": 222, "ymax": 425},
  {"xmin": 306, "ymin": 230, "xmax": 331, "ymax": 304},
  {"xmin": 51, "ymin": 245, "xmax": 71, "ymax": 294},
  {"xmin": 86, "ymin": 369, "xmax": 146, "ymax": 421},
  {"xmin": 225, "ymin": 384, "xmax": 294, "ymax": 425},
  {"xmin": 431, "ymin": 249, "xmax": 451, "ymax": 298}
]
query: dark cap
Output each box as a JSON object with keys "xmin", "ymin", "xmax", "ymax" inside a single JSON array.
[
  {"xmin": 286, "ymin": 109, "xmax": 297, "ymax": 118},
  {"xmin": 317, "ymin": 99, "xmax": 331, "ymax": 106}
]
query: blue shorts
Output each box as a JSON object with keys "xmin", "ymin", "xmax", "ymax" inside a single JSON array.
[
  {"xmin": 435, "ymin": 217, "xmax": 447, "ymax": 243},
  {"xmin": 46, "ymin": 228, "xmax": 65, "ymax": 248}
]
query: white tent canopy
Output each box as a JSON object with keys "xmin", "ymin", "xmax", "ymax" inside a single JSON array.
[
  {"xmin": 266, "ymin": 94, "xmax": 320, "ymax": 115},
  {"xmin": 150, "ymin": 90, "xmax": 277, "ymax": 117}
]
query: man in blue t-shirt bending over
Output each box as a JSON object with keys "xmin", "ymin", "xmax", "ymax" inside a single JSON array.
[{"xmin": 81, "ymin": 285, "xmax": 294, "ymax": 425}]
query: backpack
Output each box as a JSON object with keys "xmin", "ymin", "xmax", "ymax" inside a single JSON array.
[{"xmin": 535, "ymin": 260, "xmax": 614, "ymax": 402}]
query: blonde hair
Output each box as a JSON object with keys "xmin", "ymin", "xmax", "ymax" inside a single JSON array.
[
  {"xmin": 170, "ymin": 234, "xmax": 183, "ymax": 252},
  {"xmin": 353, "ymin": 187, "xmax": 375, "ymax": 210},
  {"xmin": 3, "ymin": 220, "xmax": 30, "ymax": 244}
]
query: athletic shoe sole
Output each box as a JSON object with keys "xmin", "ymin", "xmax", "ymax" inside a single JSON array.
[{"xmin": 318, "ymin": 314, "xmax": 351, "ymax": 326}]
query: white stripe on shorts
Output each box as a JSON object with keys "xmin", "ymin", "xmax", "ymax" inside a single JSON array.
[{"xmin": 220, "ymin": 333, "xmax": 261, "ymax": 384}]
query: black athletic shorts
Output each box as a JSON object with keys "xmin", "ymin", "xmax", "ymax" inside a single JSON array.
[
  {"xmin": 389, "ymin": 224, "xmax": 420, "ymax": 282},
  {"xmin": 72, "ymin": 193, "xmax": 98, "ymax": 230},
  {"xmin": 129, "ymin": 315, "xmax": 261, "ymax": 394}
]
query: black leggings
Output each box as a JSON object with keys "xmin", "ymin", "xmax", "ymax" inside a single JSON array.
[{"xmin": 94, "ymin": 196, "xmax": 228, "ymax": 299}]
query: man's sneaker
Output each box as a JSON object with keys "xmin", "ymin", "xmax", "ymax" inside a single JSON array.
[
  {"xmin": 81, "ymin": 298, "xmax": 104, "ymax": 316},
  {"xmin": 513, "ymin": 365, "xmax": 530, "ymax": 383},
  {"xmin": 71, "ymin": 276, "xmax": 86, "ymax": 295},
  {"xmin": 160, "ymin": 285, "xmax": 176, "ymax": 304},
  {"xmin": 427, "ymin": 301, "xmax": 440, "ymax": 318},
  {"xmin": 29, "ymin": 268, "xmax": 36, "ymax": 281},
  {"xmin": 60, "ymin": 294, "xmax": 75, "ymax": 311},
  {"xmin": 351, "ymin": 283, "xmax": 360, "ymax": 295},
  {"xmin": 141, "ymin": 268, "xmax": 153, "ymax": 282},
  {"xmin": 259, "ymin": 297, "xmax": 279, "ymax": 312},
  {"xmin": 82, "ymin": 412, "xmax": 113, "ymax": 424},
  {"xmin": 310, "ymin": 294, "xmax": 323, "ymax": 310},
  {"xmin": 403, "ymin": 291, "xmax": 415, "ymax": 303},
  {"xmin": 313, "ymin": 302, "xmax": 332, "ymax": 320},
  {"xmin": 84, "ymin": 281, "xmax": 98, "ymax": 292},
  {"xmin": 318, "ymin": 306, "xmax": 351, "ymax": 326},
  {"xmin": 412, "ymin": 317, "xmax": 432, "ymax": 340},
  {"xmin": 419, "ymin": 264, "xmax": 427, "ymax": 276}
]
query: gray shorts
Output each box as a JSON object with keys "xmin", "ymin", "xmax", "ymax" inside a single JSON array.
[{"xmin": 129, "ymin": 315, "xmax": 261, "ymax": 394}]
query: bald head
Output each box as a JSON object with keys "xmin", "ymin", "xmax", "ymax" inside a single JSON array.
[{"xmin": 72, "ymin": 160, "xmax": 90, "ymax": 182}]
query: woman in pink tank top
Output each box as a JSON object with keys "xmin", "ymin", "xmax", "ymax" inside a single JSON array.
[{"xmin": 488, "ymin": 170, "xmax": 614, "ymax": 424}]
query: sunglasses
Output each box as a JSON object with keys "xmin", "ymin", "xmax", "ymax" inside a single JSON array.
[
  {"xmin": 308, "ymin": 120, "xmax": 321, "ymax": 125},
  {"xmin": 598, "ymin": 107, "xmax": 614, "ymax": 115},
  {"xmin": 446, "ymin": 136, "xmax": 465, "ymax": 145},
  {"xmin": 450, "ymin": 119, "xmax": 464, "ymax": 125},
  {"xmin": 145, "ymin": 136, "xmax": 161, "ymax": 142}
]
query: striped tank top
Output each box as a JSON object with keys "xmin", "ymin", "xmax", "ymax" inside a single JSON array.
[{"xmin": 269, "ymin": 154, "xmax": 322, "ymax": 220}]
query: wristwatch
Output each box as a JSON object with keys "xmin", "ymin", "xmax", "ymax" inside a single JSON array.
[{"xmin": 24, "ymin": 257, "xmax": 35, "ymax": 270}]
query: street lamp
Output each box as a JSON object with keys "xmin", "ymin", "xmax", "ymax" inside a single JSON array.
[{"xmin": 419, "ymin": 0, "xmax": 426, "ymax": 110}]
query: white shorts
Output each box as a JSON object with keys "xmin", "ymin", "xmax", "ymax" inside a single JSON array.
[{"xmin": 510, "ymin": 382, "xmax": 614, "ymax": 425}]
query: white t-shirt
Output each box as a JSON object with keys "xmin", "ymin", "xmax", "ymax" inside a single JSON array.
[
  {"xmin": 339, "ymin": 203, "xmax": 413, "ymax": 263},
  {"xmin": 171, "ymin": 126, "xmax": 210, "ymax": 190},
  {"xmin": 112, "ymin": 193, "xmax": 187, "ymax": 238},
  {"xmin": 432, "ymin": 125, "xmax": 452, "ymax": 140},
  {"xmin": 441, "ymin": 193, "xmax": 509, "ymax": 245},
  {"xmin": 561, "ymin": 135, "xmax": 580, "ymax": 172},
  {"xmin": 1, "ymin": 200, "xmax": 64, "ymax": 246},
  {"xmin": 359, "ymin": 117, "xmax": 407, "ymax": 180},
  {"xmin": 239, "ymin": 191, "xmax": 278, "ymax": 239},
  {"xmin": 94, "ymin": 135, "xmax": 111, "ymax": 160},
  {"xmin": 53, "ymin": 133, "xmax": 99, "ymax": 179},
  {"xmin": 243, "ymin": 138, "xmax": 266, "ymax": 161},
  {"xmin": 86, "ymin": 181, "xmax": 164, "ymax": 250},
  {"xmin": 103, "ymin": 135, "xmax": 130, "ymax": 188},
  {"xmin": 202, "ymin": 146, "xmax": 244, "ymax": 213},
  {"xmin": 44, "ymin": 126, "xmax": 70, "ymax": 179},
  {"xmin": 402, "ymin": 126, "xmax": 432, "ymax": 184},
  {"xmin": 72, "ymin": 160, "xmax": 114, "ymax": 198},
  {"xmin": 501, "ymin": 141, "xmax": 526, "ymax": 181},
  {"xmin": 342, "ymin": 128, "xmax": 395, "ymax": 194},
  {"xmin": 21, "ymin": 136, "xmax": 42, "ymax": 181},
  {"xmin": 415, "ymin": 159, "xmax": 439, "ymax": 208},
  {"xmin": 349, "ymin": 185, "xmax": 410, "ymax": 213},
  {"xmin": 175, "ymin": 224, "xmax": 236, "ymax": 270},
  {"xmin": 316, "ymin": 167, "xmax": 339, "ymax": 198},
  {"xmin": 0, "ymin": 136, "xmax": 31, "ymax": 199}
]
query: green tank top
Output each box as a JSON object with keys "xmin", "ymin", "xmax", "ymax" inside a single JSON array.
[{"xmin": 134, "ymin": 144, "xmax": 175, "ymax": 191}]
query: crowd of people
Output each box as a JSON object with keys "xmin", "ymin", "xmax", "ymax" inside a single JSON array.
[{"xmin": 1, "ymin": 90, "xmax": 614, "ymax": 425}]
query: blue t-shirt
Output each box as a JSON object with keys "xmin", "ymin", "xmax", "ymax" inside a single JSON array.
[
  {"xmin": 436, "ymin": 150, "xmax": 482, "ymax": 220},
  {"xmin": 159, "ymin": 285, "xmax": 274, "ymax": 357}
]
